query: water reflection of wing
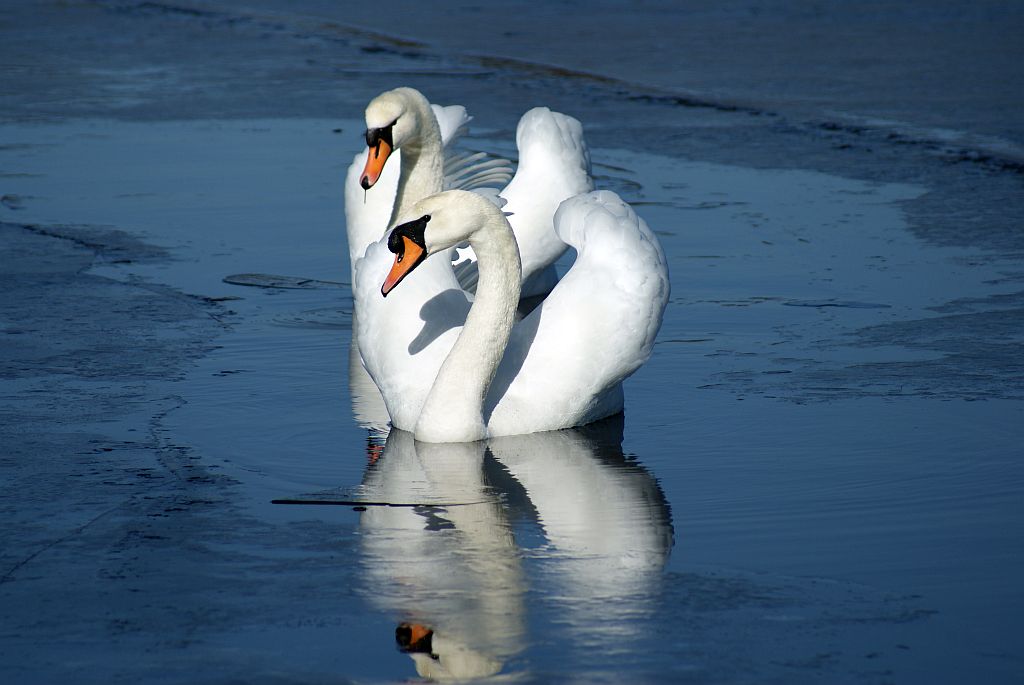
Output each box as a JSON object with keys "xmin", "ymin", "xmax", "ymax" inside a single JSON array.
[
  {"xmin": 358, "ymin": 429, "xmax": 524, "ymax": 680},
  {"xmin": 357, "ymin": 419, "xmax": 673, "ymax": 679},
  {"xmin": 488, "ymin": 417, "xmax": 674, "ymax": 643},
  {"xmin": 347, "ymin": 318, "xmax": 391, "ymax": 433}
]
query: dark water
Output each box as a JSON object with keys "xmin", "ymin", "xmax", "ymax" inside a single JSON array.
[{"xmin": 1, "ymin": 1, "xmax": 1023, "ymax": 683}]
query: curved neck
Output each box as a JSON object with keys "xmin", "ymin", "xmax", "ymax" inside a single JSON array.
[
  {"xmin": 415, "ymin": 215, "xmax": 522, "ymax": 443},
  {"xmin": 390, "ymin": 104, "xmax": 444, "ymax": 225}
]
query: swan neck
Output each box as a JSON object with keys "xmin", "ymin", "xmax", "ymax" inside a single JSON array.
[
  {"xmin": 415, "ymin": 214, "xmax": 522, "ymax": 442},
  {"xmin": 390, "ymin": 110, "xmax": 444, "ymax": 225}
]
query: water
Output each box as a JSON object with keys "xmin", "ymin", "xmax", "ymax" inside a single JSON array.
[{"xmin": 2, "ymin": 1, "xmax": 1023, "ymax": 683}]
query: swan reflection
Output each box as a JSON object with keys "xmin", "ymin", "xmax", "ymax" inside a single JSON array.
[{"xmin": 356, "ymin": 417, "xmax": 673, "ymax": 680}]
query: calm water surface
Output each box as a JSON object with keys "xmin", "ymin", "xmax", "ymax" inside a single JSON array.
[
  {"xmin": 3, "ymin": 0, "xmax": 1023, "ymax": 680},
  {"xmin": 4, "ymin": 111, "xmax": 1020, "ymax": 681},
  {"xmin": 0, "ymin": 54, "xmax": 1019, "ymax": 679}
]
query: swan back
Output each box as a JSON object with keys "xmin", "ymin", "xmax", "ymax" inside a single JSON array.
[{"xmin": 485, "ymin": 191, "xmax": 669, "ymax": 436}]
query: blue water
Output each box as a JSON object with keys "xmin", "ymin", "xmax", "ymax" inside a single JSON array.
[
  {"xmin": 6, "ymin": 115, "xmax": 1017, "ymax": 681},
  {"xmin": 2, "ymin": 1, "xmax": 1023, "ymax": 682}
]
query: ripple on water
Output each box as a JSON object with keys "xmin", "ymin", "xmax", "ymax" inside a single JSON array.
[
  {"xmin": 271, "ymin": 306, "xmax": 352, "ymax": 331},
  {"xmin": 783, "ymin": 299, "xmax": 892, "ymax": 309},
  {"xmin": 223, "ymin": 272, "xmax": 347, "ymax": 290}
]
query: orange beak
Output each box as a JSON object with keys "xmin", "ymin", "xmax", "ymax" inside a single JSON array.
[
  {"xmin": 406, "ymin": 624, "xmax": 432, "ymax": 646},
  {"xmin": 360, "ymin": 138, "xmax": 392, "ymax": 189},
  {"xmin": 396, "ymin": 622, "xmax": 434, "ymax": 653},
  {"xmin": 381, "ymin": 236, "xmax": 426, "ymax": 296}
]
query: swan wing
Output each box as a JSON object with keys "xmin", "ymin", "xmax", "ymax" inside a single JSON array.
[
  {"xmin": 431, "ymin": 103, "xmax": 470, "ymax": 144},
  {"xmin": 442, "ymin": 107, "xmax": 588, "ymax": 296},
  {"xmin": 432, "ymin": 103, "xmax": 514, "ymax": 194},
  {"xmin": 501, "ymin": 108, "xmax": 594, "ymax": 290},
  {"xmin": 486, "ymin": 191, "xmax": 669, "ymax": 435},
  {"xmin": 433, "ymin": 103, "xmax": 513, "ymax": 293}
]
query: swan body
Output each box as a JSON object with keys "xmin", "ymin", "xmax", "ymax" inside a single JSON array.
[
  {"xmin": 344, "ymin": 87, "xmax": 593, "ymax": 294},
  {"xmin": 354, "ymin": 189, "xmax": 669, "ymax": 443}
]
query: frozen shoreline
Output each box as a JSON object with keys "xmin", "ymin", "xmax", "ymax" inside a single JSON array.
[
  {"xmin": 236, "ymin": 0, "xmax": 1024, "ymax": 163},
  {"xmin": 5, "ymin": 0, "xmax": 1022, "ymax": 256}
]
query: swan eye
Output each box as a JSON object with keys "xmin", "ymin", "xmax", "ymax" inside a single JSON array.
[
  {"xmin": 387, "ymin": 227, "xmax": 404, "ymax": 255},
  {"xmin": 365, "ymin": 121, "xmax": 396, "ymax": 148},
  {"xmin": 387, "ymin": 214, "xmax": 431, "ymax": 256}
]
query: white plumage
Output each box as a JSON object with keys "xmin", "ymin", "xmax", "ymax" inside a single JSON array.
[
  {"xmin": 354, "ymin": 189, "xmax": 670, "ymax": 442},
  {"xmin": 343, "ymin": 97, "xmax": 494, "ymax": 279},
  {"xmin": 342, "ymin": 87, "xmax": 593, "ymax": 295}
]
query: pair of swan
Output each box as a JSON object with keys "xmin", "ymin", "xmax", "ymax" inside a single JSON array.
[
  {"xmin": 346, "ymin": 88, "xmax": 669, "ymax": 443},
  {"xmin": 344, "ymin": 87, "xmax": 590, "ymax": 295}
]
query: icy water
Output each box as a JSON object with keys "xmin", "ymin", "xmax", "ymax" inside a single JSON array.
[
  {"xmin": 2, "ymin": 1, "xmax": 1023, "ymax": 683},
  {"xmin": 4, "ymin": 115, "xmax": 1022, "ymax": 682}
]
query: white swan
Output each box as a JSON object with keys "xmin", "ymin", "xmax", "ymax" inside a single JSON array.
[
  {"xmin": 343, "ymin": 90, "xmax": 501, "ymax": 279},
  {"xmin": 345, "ymin": 91, "xmax": 505, "ymax": 431},
  {"xmin": 344, "ymin": 86, "xmax": 593, "ymax": 294},
  {"xmin": 354, "ymin": 189, "xmax": 669, "ymax": 443}
]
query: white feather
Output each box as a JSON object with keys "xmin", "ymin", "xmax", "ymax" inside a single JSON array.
[{"xmin": 355, "ymin": 190, "xmax": 669, "ymax": 441}]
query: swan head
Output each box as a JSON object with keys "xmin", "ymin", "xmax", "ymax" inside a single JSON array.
[
  {"xmin": 381, "ymin": 190, "xmax": 503, "ymax": 297},
  {"xmin": 381, "ymin": 213, "xmax": 430, "ymax": 296},
  {"xmin": 361, "ymin": 87, "xmax": 436, "ymax": 190}
]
